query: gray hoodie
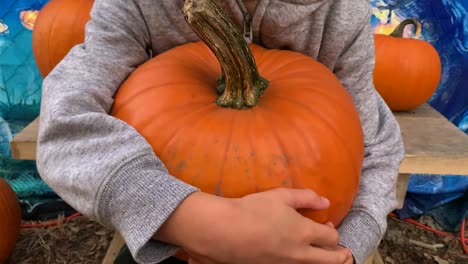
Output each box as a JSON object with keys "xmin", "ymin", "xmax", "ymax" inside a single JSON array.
[{"xmin": 37, "ymin": 0, "xmax": 404, "ymax": 263}]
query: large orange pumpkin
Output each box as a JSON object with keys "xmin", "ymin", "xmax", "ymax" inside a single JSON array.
[
  {"xmin": 111, "ymin": 0, "xmax": 364, "ymax": 226},
  {"xmin": 0, "ymin": 178, "xmax": 21, "ymax": 262},
  {"xmin": 32, "ymin": 0, "xmax": 94, "ymax": 77},
  {"xmin": 373, "ymin": 19, "xmax": 442, "ymax": 111}
]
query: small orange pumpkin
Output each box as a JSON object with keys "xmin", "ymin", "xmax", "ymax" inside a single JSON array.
[
  {"xmin": 373, "ymin": 19, "xmax": 442, "ymax": 111},
  {"xmin": 0, "ymin": 178, "xmax": 21, "ymax": 262},
  {"xmin": 32, "ymin": 0, "xmax": 94, "ymax": 77},
  {"xmin": 111, "ymin": 0, "xmax": 364, "ymax": 226}
]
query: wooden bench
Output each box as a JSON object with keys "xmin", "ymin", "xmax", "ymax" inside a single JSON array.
[{"xmin": 10, "ymin": 104, "xmax": 468, "ymax": 264}]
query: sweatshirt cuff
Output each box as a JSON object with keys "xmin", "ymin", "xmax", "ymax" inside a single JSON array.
[
  {"xmin": 96, "ymin": 153, "xmax": 199, "ymax": 263},
  {"xmin": 338, "ymin": 210, "xmax": 383, "ymax": 264}
]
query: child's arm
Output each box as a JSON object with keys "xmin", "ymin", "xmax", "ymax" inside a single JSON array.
[
  {"xmin": 332, "ymin": 4, "xmax": 405, "ymax": 264},
  {"xmin": 36, "ymin": 0, "xmax": 198, "ymax": 262}
]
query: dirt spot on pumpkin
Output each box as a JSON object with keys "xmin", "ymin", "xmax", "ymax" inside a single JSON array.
[
  {"xmin": 281, "ymin": 179, "xmax": 290, "ymax": 187},
  {"xmin": 176, "ymin": 160, "xmax": 187, "ymax": 171},
  {"xmin": 232, "ymin": 144, "xmax": 239, "ymax": 152}
]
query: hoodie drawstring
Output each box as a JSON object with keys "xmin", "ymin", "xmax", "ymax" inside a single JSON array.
[{"xmin": 236, "ymin": 0, "xmax": 253, "ymax": 43}]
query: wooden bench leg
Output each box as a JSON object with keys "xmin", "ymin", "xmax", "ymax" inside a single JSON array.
[
  {"xmin": 364, "ymin": 250, "xmax": 384, "ymax": 264},
  {"xmin": 374, "ymin": 251, "xmax": 384, "ymax": 264},
  {"xmin": 364, "ymin": 251, "xmax": 375, "ymax": 264},
  {"xmin": 102, "ymin": 232, "xmax": 125, "ymax": 264},
  {"xmin": 396, "ymin": 173, "xmax": 411, "ymax": 209},
  {"xmin": 363, "ymin": 174, "xmax": 410, "ymax": 264}
]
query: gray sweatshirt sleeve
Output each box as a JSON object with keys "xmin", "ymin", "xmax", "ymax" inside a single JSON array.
[
  {"xmin": 333, "ymin": 7, "xmax": 405, "ymax": 264},
  {"xmin": 36, "ymin": 0, "xmax": 198, "ymax": 263}
]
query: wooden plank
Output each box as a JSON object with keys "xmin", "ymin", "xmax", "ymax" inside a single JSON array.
[
  {"xmin": 10, "ymin": 117, "xmax": 39, "ymax": 160},
  {"xmin": 393, "ymin": 103, "xmax": 446, "ymax": 120},
  {"xmin": 392, "ymin": 104, "xmax": 468, "ymax": 175},
  {"xmin": 397, "ymin": 117, "xmax": 468, "ymax": 175},
  {"xmin": 9, "ymin": 104, "xmax": 468, "ymax": 176}
]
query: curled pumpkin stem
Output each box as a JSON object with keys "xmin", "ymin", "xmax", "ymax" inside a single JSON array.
[
  {"xmin": 390, "ymin": 18, "xmax": 422, "ymax": 38},
  {"xmin": 182, "ymin": 0, "xmax": 269, "ymax": 109}
]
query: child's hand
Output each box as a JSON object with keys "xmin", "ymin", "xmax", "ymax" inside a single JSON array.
[{"xmin": 155, "ymin": 188, "xmax": 352, "ymax": 264}]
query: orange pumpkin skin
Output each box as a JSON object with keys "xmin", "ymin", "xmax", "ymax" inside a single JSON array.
[
  {"xmin": 373, "ymin": 34, "xmax": 442, "ymax": 111},
  {"xmin": 32, "ymin": 0, "xmax": 94, "ymax": 77},
  {"xmin": 111, "ymin": 42, "xmax": 365, "ymax": 226},
  {"xmin": 0, "ymin": 178, "xmax": 21, "ymax": 262}
]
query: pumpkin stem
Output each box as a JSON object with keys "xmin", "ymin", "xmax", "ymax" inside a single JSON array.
[
  {"xmin": 182, "ymin": 0, "xmax": 269, "ymax": 109},
  {"xmin": 390, "ymin": 18, "xmax": 422, "ymax": 38}
]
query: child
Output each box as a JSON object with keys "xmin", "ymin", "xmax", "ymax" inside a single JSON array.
[{"xmin": 36, "ymin": 0, "xmax": 404, "ymax": 263}]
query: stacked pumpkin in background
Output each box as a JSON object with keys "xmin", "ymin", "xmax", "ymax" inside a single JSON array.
[
  {"xmin": 0, "ymin": 178, "xmax": 22, "ymax": 263},
  {"xmin": 32, "ymin": 0, "xmax": 93, "ymax": 77},
  {"xmin": 373, "ymin": 19, "xmax": 442, "ymax": 111}
]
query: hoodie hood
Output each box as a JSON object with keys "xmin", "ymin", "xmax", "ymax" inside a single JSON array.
[
  {"xmin": 261, "ymin": 0, "xmax": 330, "ymax": 28},
  {"xmin": 216, "ymin": 0, "xmax": 330, "ymax": 39}
]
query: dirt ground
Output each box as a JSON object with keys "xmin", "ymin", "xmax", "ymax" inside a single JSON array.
[
  {"xmin": 379, "ymin": 216, "xmax": 467, "ymax": 264},
  {"xmin": 6, "ymin": 216, "xmax": 114, "ymax": 264},
  {"xmin": 5, "ymin": 215, "xmax": 468, "ymax": 264}
]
